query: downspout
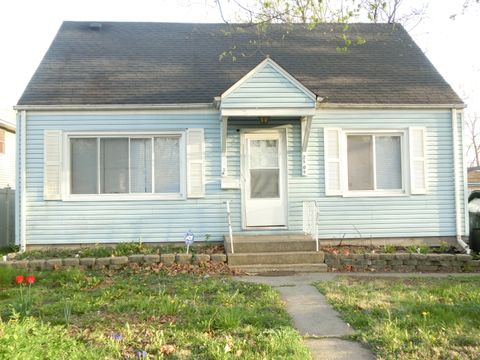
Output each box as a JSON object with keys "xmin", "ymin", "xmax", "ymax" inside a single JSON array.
[
  {"xmin": 20, "ymin": 110, "xmax": 27, "ymax": 252},
  {"xmin": 452, "ymin": 108, "xmax": 470, "ymax": 254}
]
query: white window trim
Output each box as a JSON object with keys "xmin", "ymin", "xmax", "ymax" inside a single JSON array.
[
  {"xmin": 341, "ymin": 129, "xmax": 409, "ymax": 197},
  {"xmin": 62, "ymin": 131, "xmax": 187, "ymax": 201}
]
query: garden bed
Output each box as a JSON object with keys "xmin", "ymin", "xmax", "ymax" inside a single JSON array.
[{"xmin": 12, "ymin": 243, "xmax": 225, "ymax": 260}]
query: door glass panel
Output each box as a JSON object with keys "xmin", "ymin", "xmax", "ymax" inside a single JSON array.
[
  {"xmin": 250, "ymin": 140, "xmax": 278, "ymax": 169},
  {"xmin": 251, "ymin": 169, "xmax": 279, "ymax": 198}
]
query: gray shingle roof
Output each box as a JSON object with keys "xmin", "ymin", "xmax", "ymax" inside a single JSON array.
[{"xmin": 17, "ymin": 21, "xmax": 463, "ymax": 106}]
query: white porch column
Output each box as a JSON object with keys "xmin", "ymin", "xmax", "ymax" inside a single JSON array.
[{"xmin": 301, "ymin": 116, "xmax": 313, "ymax": 176}]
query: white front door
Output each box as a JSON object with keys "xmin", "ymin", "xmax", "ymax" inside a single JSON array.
[{"xmin": 243, "ymin": 130, "xmax": 287, "ymax": 227}]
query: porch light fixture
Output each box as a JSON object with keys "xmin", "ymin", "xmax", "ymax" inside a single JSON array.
[{"xmin": 259, "ymin": 116, "xmax": 269, "ymax": 124}]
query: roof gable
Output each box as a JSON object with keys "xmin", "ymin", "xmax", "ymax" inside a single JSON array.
[{"xmin": 221, "ymin": 58, "xmax": 317, "ymax": 109}]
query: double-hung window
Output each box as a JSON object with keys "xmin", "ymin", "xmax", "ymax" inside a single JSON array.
[
  {"xmin": 69, "ymin": 133, "xmax": 185, "ymax": 198},
  {"xmin": 346, "ymin": 132, "xmax": 404, "ymax": 194},
  {"xmin": 325, "ymin": 127, "xmax": 427, "ymax": 197}
]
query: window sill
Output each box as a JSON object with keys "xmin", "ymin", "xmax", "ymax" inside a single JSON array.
[
  {"xmin": 62, "ymin": 193, "xmax": 186, "ymax": 202},
  {"xmin": 342, "ymin": 190, "xmax": 409, "ymax": 198}
]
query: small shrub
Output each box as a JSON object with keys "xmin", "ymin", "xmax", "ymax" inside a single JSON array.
[
  {"xmin": 406, "ymin": 244, "xmax": 430, "ymax": 254},
  {"xmin": 383, "ymin": 244, "xmax": 396, "ymax": 253}
]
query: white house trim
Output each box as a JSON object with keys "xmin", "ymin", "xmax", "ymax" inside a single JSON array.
[
  {"xmin": 221, "ymin": 57, "xmax": 317, "ymax": 103},
  {"xmin": 221, "ymin": 108, "xmax": 316, "ymax": 117}
]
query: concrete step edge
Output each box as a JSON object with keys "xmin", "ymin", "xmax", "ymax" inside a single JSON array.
[
  {"xmin": 231, "ymin": 263, "xmax": 328, "ymax": 273},
  {"xmin": 228, "ymin": 251, "xmax": 324, "ymax": 257}
]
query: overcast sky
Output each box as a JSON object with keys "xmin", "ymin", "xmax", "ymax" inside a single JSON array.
[{"xmin": 0, "ymin": 0, "xmax": 478, "ymax": 123}]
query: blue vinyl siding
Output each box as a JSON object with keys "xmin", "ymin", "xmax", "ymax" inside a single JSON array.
[
  {"xmin": 221, "ymin": 63, "xmax": 315, "ymax": 109},
  {"xmin": 312, "ymin": 109, "xmax": 465, "ymax": 239},
  {"xmin": 22, "ymin": 108, "xmax": 465, "ymax": 245},
  {"xmin": 24, "ymin": 111, "xmax": 234, "ymax": 245}
]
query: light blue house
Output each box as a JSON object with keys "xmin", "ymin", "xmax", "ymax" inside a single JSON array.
[{"xmin": 15, "ymin": 22, "xmax": 469, "ymax": 253}]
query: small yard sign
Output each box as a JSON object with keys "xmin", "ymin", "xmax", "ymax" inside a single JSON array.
[{"xmin": 184, "ymin": 230, "xmax": 195, "ymax": 254}]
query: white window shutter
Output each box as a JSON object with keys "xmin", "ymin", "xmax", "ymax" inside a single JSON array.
[
  {"xmin": 324, "ymin": 128, "xmax": 342, "ymax": 196},
  {"xmin": 187, "ymin": 128, "xmax": 205, "ymax": 198},
  {"xmin": 44, "ymin": 130, "xmax": 63, "ymax": 200},
  {"xmin": 409, "ymin": 127, "xmax": 427, "ymax": 194}
]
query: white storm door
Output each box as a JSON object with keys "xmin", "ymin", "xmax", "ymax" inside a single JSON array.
[{"xmin": 243, "ymin": 131, "xmax": 287, "ymax": 227}]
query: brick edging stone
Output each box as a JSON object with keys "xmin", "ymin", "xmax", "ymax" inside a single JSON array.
[
  {"xmin": 1, "ymin": 253, "xmax": 227, "ymax": 271},
  {"xmin": 325, "ymin": 253, "xmax": 480, "ymax": 272}
]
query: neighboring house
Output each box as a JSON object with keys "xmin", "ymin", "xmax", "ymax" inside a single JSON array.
[
  {"xmin": 15, "ymin": 22, "xmax": 468, "ymax": 250},
  {"xmin": 0, "ymin": 119, "xmax": 15, "ymax": 189},
  {"xmin": 467, "ymin": 167, "xmax": 480, "ymax": 193}
]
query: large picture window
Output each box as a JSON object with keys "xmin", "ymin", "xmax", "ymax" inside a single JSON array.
[{"xmin": 69, "ymin": 134, "xmax": 183, "ymax": 197}]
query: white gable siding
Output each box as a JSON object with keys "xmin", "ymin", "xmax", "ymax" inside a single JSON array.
[
  {"xmin": 0, "ymin": 129, "xmax": 16, "ymax": 189},
  {"xmin": 221, "ymin": 63, "xmax": 315, "ymax": 109}
]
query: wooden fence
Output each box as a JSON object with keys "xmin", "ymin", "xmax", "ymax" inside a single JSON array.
[{"xmin": 0, "ymin": 188, "xmax": 15, "ymax": 248}]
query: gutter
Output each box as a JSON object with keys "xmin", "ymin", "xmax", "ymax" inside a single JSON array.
[
  {"xmin": 14, "ymin": 102, "xmax": 467, "ymax": 112},
  {"xmin": 452, "ymin": 108, "xmax": 471, "ymax": 254},
  {"xmin": 0, "ymin": 121, "xmax": 16, "ymax": 133},
  {"xmin": 317, "ymin": 103, "xmax": 467, "ymax": 109},
  {"xmin": 20, "ymin": 110, "xmax": 26, "ymax": 252},
  {"xmin": 13, "ymin": 103, "xmax": 215, "ymax": 111}
]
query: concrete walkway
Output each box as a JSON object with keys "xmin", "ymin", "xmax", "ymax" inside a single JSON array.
[
  {"xmin": 237, "ymin": 273, "xmax": 378, "ymax": 360},
  {"xmin": 237, "ymin": 272, "xmax": 480, "ymax": 359}
]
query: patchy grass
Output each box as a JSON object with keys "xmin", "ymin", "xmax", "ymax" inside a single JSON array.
[
  {"xmin": 14, "ymin": 242, "xmax": 224, "ymax": 260},
  {"xmin": 0, "ymin": 267, "xmax": 310, "ymax": 359},
  {"xmin": 315, "ymin": 276, "xmax": 480, "ymax": 360}
]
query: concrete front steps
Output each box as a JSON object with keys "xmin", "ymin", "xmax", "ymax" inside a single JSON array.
[{"xmin": 225, "ymin": 234, "xmax": 327, "ymax": 273}]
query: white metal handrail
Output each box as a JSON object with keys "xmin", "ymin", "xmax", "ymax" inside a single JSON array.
[
  {"xmin": 225, "ymin": 200, "xmax": 234, "ymax": 254},
  {"xmin": 303, "ymin": 200, "xmax": 319, "ymax": 252}
]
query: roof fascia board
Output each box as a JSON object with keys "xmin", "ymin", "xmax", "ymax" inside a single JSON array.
[
  {"xmin": 318, "ymin": 103, "xmax": 466, "ymax": 109},
  {"xmin": 221, "ymin": 57, "xmax": 317, "ymax": 102},
  {"xmin": 14, "ymin": 103, "xmax": 215, "ymax": 111},
  {"xmin": 222, "ymin": 108, "xmax": 316, "ymax": 117}
]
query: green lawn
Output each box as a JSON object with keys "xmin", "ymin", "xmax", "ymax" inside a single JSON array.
[
  {"xmin": 0, "ymin": 267, "xmax": 310, "ymax": 359},
  {"xmin": 316, "ymin": 276, "xmax": 480, "ymax": 360}
]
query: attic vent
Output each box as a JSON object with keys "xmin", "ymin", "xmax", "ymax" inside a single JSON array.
[{"xmin": 89, "ymin": 22, "xmax": 102, "ymax": 31}]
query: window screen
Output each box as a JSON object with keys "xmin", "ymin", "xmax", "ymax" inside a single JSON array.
[
  {"xmin": 154, "ymin": 137, "xmax": 180, "ymax": 193},
  {"xmin": 130, "ymin": 139, "xmax": 152, "ymax": 193},
  {"xmin": 376, "ymin": 136, "xmax": 402, "ymax": 189},
  {"xmin": 100, "ymin": 138, "xmax": 129, "ymax": 194},
  {"xmin": 71, "ymin": 138, "xmax": 98, "ymax": 194},
  {"xmin": 347, "ymin": 135, "xmax": 374, "ymax": 190}
]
